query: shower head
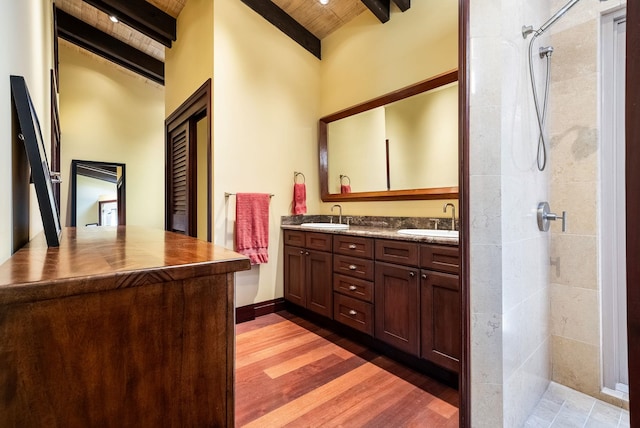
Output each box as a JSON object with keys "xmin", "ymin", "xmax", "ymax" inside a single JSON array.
[{"xmin": 522, "ymin": 0, "xmax": 608, "ymax": 39}]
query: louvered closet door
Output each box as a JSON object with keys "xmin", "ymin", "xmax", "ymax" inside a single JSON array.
[{"xmin": 167, "ymin": 121, "xmax": 191, "ymax": 234}]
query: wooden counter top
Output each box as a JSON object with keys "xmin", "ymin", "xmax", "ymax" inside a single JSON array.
[
  {"xmin": 0, "ymin": 226, "xmax": 251, "ymax": 304},
  {"xmin": 0, "ymin": 226, "xmax": 249, "ymax": 426}
]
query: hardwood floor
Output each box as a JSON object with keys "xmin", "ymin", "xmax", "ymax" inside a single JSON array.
[{"xmin": 235, "ymin": 312, "xmax": 459, "ymax": 427}]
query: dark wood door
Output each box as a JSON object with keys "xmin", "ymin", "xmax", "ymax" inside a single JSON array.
[
  {"xmin": 284, "ymin": 245, "xmax": 305, "ymax": 307},
  {"xmin": 166, "ymin": 121, "xmax": 192, "ymax": 235},
  {"xmin": 421, "ymin": 270, "xmax": 460, "ymax": 372},
  {"xmin": 374, "ymin": 262, "xmax": 420, "ymax": 356},
  {"xmin": 306, "ymin": 249, "xmax": 333, "ymax": 318}
]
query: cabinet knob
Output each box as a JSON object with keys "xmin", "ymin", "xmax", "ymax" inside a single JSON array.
[
  {"xmin": 422, "ymin": 274, "xmax": 428, "ymax": 279},
  {"xmin": 348, "ymin": 309, "xmax": 357, "ymax": 316},
  {"xmin": 348, "ymin": 264, "xmax": 357, "ymax": 270},
  {"xmin": 348, "ymin": 244, "xmax": 357, "ymax": 250},
  {"xmin": 305, "ymin": 251, "xmax": 309, "ymax": 256},
  {"xmin": 349, "ymin": 285, "xmax": 357, "ymax": 291},
  {"xmin": 409, "ymin": 271, "xmax": 416, "ymax": 277},
  {"xmin": 299, "ymin": 250, "xmax": 304, "ymax": 254}
]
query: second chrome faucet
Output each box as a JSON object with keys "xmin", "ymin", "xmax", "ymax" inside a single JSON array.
[
  {"xmin": 331, "ymin": 204, "xmax": 343, "ymax": 224},
  {"xmin": 443, "ymin": 203, "xmax": 456, "ymax": 231}
]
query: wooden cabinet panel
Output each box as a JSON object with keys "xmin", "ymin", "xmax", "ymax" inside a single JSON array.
[
  {"xmin": 334, "ymin": 293, "xmax": 373, "ymax": 335},
  {"xmin": 307, "ymin": 250, "xmax": 333, "ymax": 317},
  {"xmin": 374, "ymin": 262, "xmax": 420, "ymax": 356},
  {"xmin": 284, "ymin": 230, "xmax": 305, "ymax": 247},
  {"xmin": 420, "ymin": 244, "xmax": 460, "ymax": 274},
  {"xmin": 306, "ymin": 232, "xmax": 332, "ymax": 252},
  {"xmin": 333, "ymin": 235, "xmax": 374, "ymax": 259},
  {"xmin": 333, "ymin": 273, "xmax": 374, "ymax": 303},
  {"xmin": 284, "ymin": 231, "xmax": 333, "ymax": 318},
  {"xmin": 375, "ymin": 239, "xmax": 419, "ymax": 266},
  {"xmin": 421, "ymin": 270, "xmax": 460, "ymax": 372},
  {"xmin": 333, "ymin": 254, "xmax": 374, "ymax": 281},
  {"xmin": 284, "ymin": 245, "xmax": 305, "ymax": 307}
]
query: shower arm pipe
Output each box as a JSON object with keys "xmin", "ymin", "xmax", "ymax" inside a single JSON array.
[{"xmin": 523, "ymin": 0, "xmax": 581, "ymax": 38}]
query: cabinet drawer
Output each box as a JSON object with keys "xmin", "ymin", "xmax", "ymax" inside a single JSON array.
[
  {"xmin": 283, "ymin": 230, "xmax": 305, "ymax": 247},
  {"xmin": 375, "ymin": 239, "xmax": 419, "ymax": 266},
  {"xmin": 333, "ymin": 235, "xmax": 374, "ymax": 259},
  {"xmin": 333, "ymin": 293, "xmax": 373, "ymax": 335},
  {"xmin": 333, "ymin": 274, "xmax": 374, "ymax": 303},
  {"xmin": 420, "ymin": 244, "xmax": 459, "ymax": 274},
  {"xmin": 333, "ymin": 255, "xmax": 374, "ymax": 281},
  {"xmin": 306, "ymin": 232, "xmax": 332, "ymax": 252}
]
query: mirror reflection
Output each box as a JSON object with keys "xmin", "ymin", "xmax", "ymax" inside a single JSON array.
[
  {"xmin": 320, "ymin": 70, "xmax": 459, "ymax": 202},
  {"xmin": 328, "ymin": 82, "xmax": 458, "ymax": 193},
  {"xmin": 70, "ymin": 160, "xmax": 126, "ymax": 227}
]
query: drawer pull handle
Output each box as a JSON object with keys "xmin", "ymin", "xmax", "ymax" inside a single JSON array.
[
  {"xmin": 348, "ymin": 264, "xmax": 357, "ymax": 270},
  {"xmin": 348, "ymin": 309, "xmax": 357, "ymax": 316},
  {"xmin": 349, "ymin": 285, "xmax": 357, "ymax": 291},
  {"xmin": 348, "ymin": 244, "xmax": 357, "ymax": 249}
]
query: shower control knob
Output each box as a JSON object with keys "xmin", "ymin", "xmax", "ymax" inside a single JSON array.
[{"xmin": 537, "ymin": 202, "xmax": 567, "ymax": 232}]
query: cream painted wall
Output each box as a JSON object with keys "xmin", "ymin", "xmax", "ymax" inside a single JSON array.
[
  {"xmin": 75, "ymin": 175, "xmax": 116, "ymax": 226},
  {"xmin": 386, "ymin": 84, "xmax": 458, "ymax": 190},
  {"xmin": 327, "ymin": 108, "xmax": 387, "ymax": 193},
  {"xmin": 0, "ymin": 0, "xmax": 53, "ymax": 263},
  {"xmin": 58, "ymin": 42, "xmax": 165, "ymax": 230},
  {"xmin": 213, "ymin": 0, "xmax": 321, "ymax": 307},
  {"xmin": 164, "ymin": 0, "xmax": 213, "ymax": 116},
  {"xmin": 318, "ymin": 1, "xmax": 459, "ymax": 217}
]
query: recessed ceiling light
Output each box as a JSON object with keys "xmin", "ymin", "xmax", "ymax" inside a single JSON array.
[
  {"xmin": 319, "ymin": 0, "xmax": 329, "ymax": 5},
  {"xmin": 109, "ymin": 15, "xmax": 119, "ymax": 23}
]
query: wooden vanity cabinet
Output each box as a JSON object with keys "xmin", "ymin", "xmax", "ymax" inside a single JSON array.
[
  {"xmin": 284, "ymin": 230, "xmax": 333, "ymax": 318},
  {"xmin": 374, "ymin": 240, "xmax": 420, "ymax": 356},
  {"xmin": 420, "ymin": 244, "xmax": 461, "ymax": 372},
  {"xmin": 332, "ymin": 235, "xmax": 375, "ymax": 335}
]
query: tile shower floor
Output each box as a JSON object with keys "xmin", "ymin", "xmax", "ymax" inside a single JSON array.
[{"xmin": 525, "ymin": 382, "xmax": 630, "ymax": 427}]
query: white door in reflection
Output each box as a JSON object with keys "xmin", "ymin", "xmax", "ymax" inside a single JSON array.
[{"xmin": 99, "ymin": 200, "xmax": 118, "ymax": 226}]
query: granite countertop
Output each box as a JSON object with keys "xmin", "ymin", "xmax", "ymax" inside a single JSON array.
[{"xmin": 281, "ymin": 215, "xmax": 459, "ymax": 246}]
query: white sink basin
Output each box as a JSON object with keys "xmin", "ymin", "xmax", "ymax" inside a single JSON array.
[
  {"xmin": 300, "ymin": 222, "xmax": 349, "ymax": 230},
  {"xmin": 397, "ymin": 229, "xmax": 459, "ymax": 238}
]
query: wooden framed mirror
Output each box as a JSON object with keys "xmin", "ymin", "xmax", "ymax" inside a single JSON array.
[
  {"xmin": 70, "ymin": 160, "xmax": 126, "ymax": 227},
  {"xmin": 320, "ymin": 69, "xmax": 459, "ymax": 202}
]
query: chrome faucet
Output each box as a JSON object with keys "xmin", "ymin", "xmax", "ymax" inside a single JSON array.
[
  {"xmin": 331, "ymin": 204, "xmax": 343, "ymax": 224},
  {"xmin": 443, "ymin": 203, "xmax": 456, "ymax": 231}
]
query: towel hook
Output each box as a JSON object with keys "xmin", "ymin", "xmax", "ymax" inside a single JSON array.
[
  {"xmin": 340, "ymin": 174, "xmax": 351, "ymax": 185},
  {"xmin": 294, "ymin": 171, "xmax": 306, "ymax": 184}
]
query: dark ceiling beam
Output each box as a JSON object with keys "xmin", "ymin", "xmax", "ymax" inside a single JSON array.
[
  {"xmin": 392, "ymin": 0, "xmax": 411, "ymax": 12},
  {"xmin": 240, "ymin": 0, "xmax": 321, "ymax": 59},
  {"xmin": 361, "ymin": 0, "xmax": 390, "ymax": 23},
  {"xmin": 82, "ymin": 0, "xmax": 176, "ymax": 47},
  {"xmin": 56, "ymin": 9, "xmax": 164, "ymax": 85},
  {"xmin": 77, "ymin": 164, "xmax": 118, "ymax": 183}
]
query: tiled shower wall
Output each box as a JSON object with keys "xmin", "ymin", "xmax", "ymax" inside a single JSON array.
[
  {"xmin": 547, "ymin": 0, "xmax": 629, "ymax": 409},
  {"xmin": 469, "ymin": 1, "xmax": 551, "ymax": 426}
]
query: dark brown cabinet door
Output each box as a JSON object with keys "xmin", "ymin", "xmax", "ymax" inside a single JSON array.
[
  {"xmin": 374, "ymin": 262, "xmax": 420, "ymax": 356},
  {"xmin": 306, "ymin": 249, "xmax": 333, "ymax": 317},
  {"xmin": 421, "ymin": 270, "xmax": 460, "ymax": 372},
  {"xmin": 284, "ymin": 246, "xmax": 305, "ymax": 307}
]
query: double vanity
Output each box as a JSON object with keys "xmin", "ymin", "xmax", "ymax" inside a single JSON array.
[{"xmin": 282, "ymin": 216, "xmax": 460, "ymax": 379}]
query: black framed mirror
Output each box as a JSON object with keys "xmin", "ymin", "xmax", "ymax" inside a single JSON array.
[{"xmin": 70, "ymin": 160, "xmax": 126, "ymax": 227}]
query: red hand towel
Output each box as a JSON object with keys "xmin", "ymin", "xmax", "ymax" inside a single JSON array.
[
  {"xmin": 293, "ymin": 183, "xmax": 307, "ymax": 215},
  {"xmin": 341, "ymin": 184, "xmax": 351, "ymax": 194},
  {"xmin": 235, "ymin": 193, "xmax": 270, "ymax": 265}
]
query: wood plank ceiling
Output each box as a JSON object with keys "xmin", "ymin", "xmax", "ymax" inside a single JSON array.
[{"xmin": 54, "ymin": 0, "xmax": 410, "ymax": 84}]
